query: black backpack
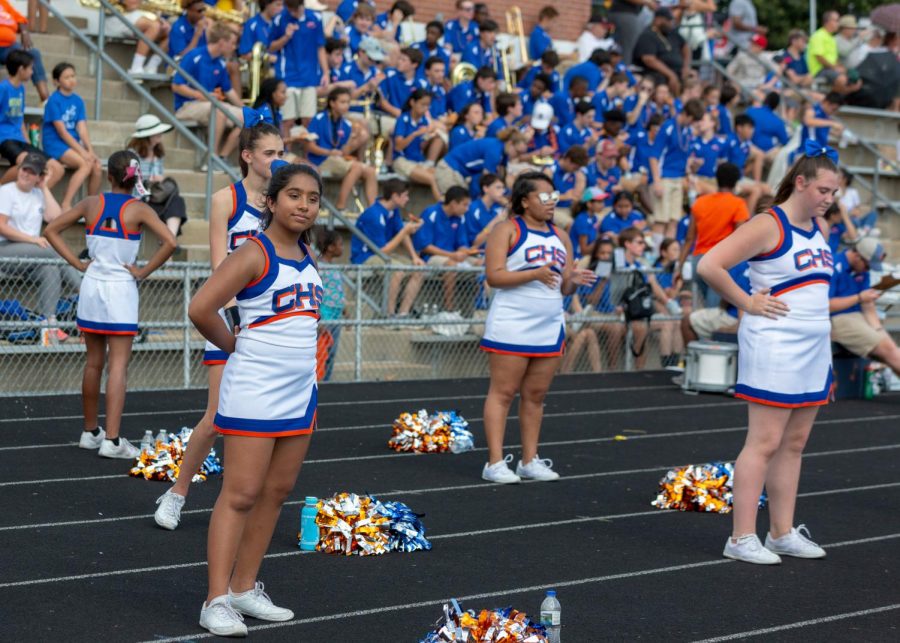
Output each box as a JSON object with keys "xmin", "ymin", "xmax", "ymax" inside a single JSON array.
[{"xmin": 621, "ymin": 270, "xmax": 654, "ymax": 321}]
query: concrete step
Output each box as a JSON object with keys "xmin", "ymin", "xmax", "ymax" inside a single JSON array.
[{"xmin": 838, "ymin": 106, "xmax": 900, "ymax": 143}]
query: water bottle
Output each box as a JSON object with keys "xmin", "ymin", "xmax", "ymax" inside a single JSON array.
[
  {"xmin": 155, "ymin": 429, "xmax": 169, "ymax": 446},
  {"xmin": 540, "ymin": 590, "xmax": 561, "ymax": 643},
  {"xmin": 140, "ymin": 430, "xmax": 154, "ymax": 455},
  {"xmin": 299, "ymin": 496, "xmax": 319, "ymax": 551},
  {"xmin": 28, "ymin": 123, "xmax": 40, "ymax": 148}
]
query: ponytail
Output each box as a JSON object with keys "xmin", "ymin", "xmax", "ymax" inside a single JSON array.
[{"xmin": 772, "ymin": 152, "xmax": 839, "ymax": 206}]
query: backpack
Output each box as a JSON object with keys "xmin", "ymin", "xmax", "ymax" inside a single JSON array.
[
  {"xmin": 0, "ymin": 299, "xmax": 42, "ymax": 343},
  {"xmin": 620, "ymin": 270, "xmax": 654, "ymax": 322}
]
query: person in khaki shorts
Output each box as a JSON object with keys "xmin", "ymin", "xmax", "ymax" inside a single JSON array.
[
  {"xmin": 829, "ymin": 238, "xmax": 900, "ymax": 378},
  {"xmin": 648, "ymin": 98, "xmax": 704, "ymax": 244},
  {"xmin": 171, "ymin": 23, "xmax": 245, "ymax": 161}
]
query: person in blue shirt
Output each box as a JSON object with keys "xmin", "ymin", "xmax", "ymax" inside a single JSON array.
[
  {"xmin": 238, "ymin": 0, "xmax": 282, "ymax": 58},
  {"xmin": 0, "ymin": 50, "xmax": 62, "ymax": 187},
  {"xmin": 600, "ymin": 191, "xmax": 646, "ymax": 243},
  {"xmin": 335, "ymin": 0, "xmax": 373, "ymax": 23},
  {"xmin": 303, "ymin": 86, "xmax": 377, "ymax": 214},
  {"xmin": 448, "ymin": 101, "xmax": 485, "ymax": 149},
  {"xmin": 518, "ymin": 50, "xmax": 562, "ymax": 95},
  {"xmin": 626, "ymin": 112, "xmax": 663, "ymax": 176},
  {"xmin": 372, "ymin": 0, "xmax": 415, "ymax": 45},
  {"xmin": 591, "ymin": 72, "xmax": 629, "ymax": 124},
  {"xmin": 413, "ymin": 186, "xmax": 477, "ymax": 310},
  {"xmin": 586, "ymin": 139, "xmax": 622, "ymax": 207},
  {"xmin": 378, "ymin": 47, "xmax": 425, "ymax": 120},
  {"xmin": 569, "ymin": 185, "xmax": 605, "ymax": 259},
  {"xmin": 251, "ymin": 77, "xmax": 287, "ymax": 131},
  {"xmin": 393, "ymin": 88, "xmax": 443, "ymax": 200},
  {"xmin": 558, "ymin": 101, "xmax": 599, "ymax": 154},
  {"xmin": 444, "ymin": 0, "xmax": 480, "ymax": 54},
  {"xmin": 338, "ymin": 35, "xmax": 386, "ymax": 115},
  {"xmin": 783, "ymin": 29, "xmax": 812, "ymax": 88},
  {"xmin": 42, "ymin": 63, "xmax": 102, "ymax": 211},
  {"xmin": 436, "ymin": 129, "xmax": 528, "ymax": 195},
  {"xmin": 342, "ymin": 4, "xmax": 376, "ymax": 61},
  {"xmin": 169, "ymin": 0, "xmax": 208, "ymax": 59},
  {"xmin": 649, "ymin": 98, "xmax": 704, "ymax": 240},
  {"xmin": 528, "ymin": 6, "xmax": 559, "ymax": 62},
  {"xmin": 448, "ymin": 66, "xmax": 496, "ymax": 115},
  {"xmin": 269, "ymin": 0, "xmax": 328, "ymax": 127},
  {"xmin": 518, "ymin": 71, "xmax": 552, "ymax": 117},
  {"xmin": 550, "ymin": 145, "xmax": 589, "ymax": 232},
  {"xmin": 563, "ymin": 49, "xmax": 610, "ymax": 92},
  {"xmin": 485, "ymin": 92, "xmax": 523, "ymax": 138},
  {"xmin": 412, "ymin": 21, "xmax": 451, "ymax": 79},
  {"xmin": 689, "ymin": 111, "xmax": 727, "ymax": 189},
  {"xmin": 727, "ymin": 113, "xmax": 772, "ymax": 214},
  {"xmin": 829, "ymin": 239, "xmax": 900, "ymax": 377},
  {"xmin": 800, "ymin": 92, "xmax": 845, "ymax": 150},
  {"xmin": 421, "ymin": 57, "xmax": 449, "ymax": 120},
  {"xmin": 461, "ymin": 19, "xmax": 502, "ymax": 80},
  {"xmin": 172, "ymin": 24, "xmax": 245, "ymax": 160},
  {"xmin": 746, "ymin": 92, "xmax": 789, "ymax": 156},
  {"xmin": 465, "ymin": 173, "xmax": 507, "ymax": 248}
]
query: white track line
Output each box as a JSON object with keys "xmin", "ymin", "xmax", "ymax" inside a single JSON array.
[
  {"xmin": 0, "ymin": 481, "xmax": 896, "ymax": 590},
  {"xmin": 0, "ymin": 384, "xmax": 672, "ymax": 424},
  {"xmin": 690, "ymin": 604, "xmax": 900, "ymax": 642},
  {"xmin": 136, "ymin": 532, "xmax": 900, "ymax": 643}
]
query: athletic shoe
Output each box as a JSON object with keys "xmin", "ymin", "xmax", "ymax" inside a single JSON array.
[
  {"xmin": 78, "ymin": 427, "xmax": 105, "ymax": 450},
  {"xmin": 229, "ymin": 582, "xmax": 294, "ymax": 621},
  {"xmin": 765, "ymin": 524, "xmax": 826, "ymax": 559},
  {"xmin": 200, "ymin": 595, "xmax": 247, "ymax": 637},
  {"xmin": 154, "ymin": 490, "xmax": 186, "ymax": 530},
  {"xmin": 481, "ymin": 454, "xmax": 521, "ymax": 484},
  {"xmin": 98, "ymin": 437, "xmax": 140, "ymax": 459},
  {"xmin": 516, "ymin": 455, "xmax": 561, "ymax": 481},
  {"xmin": 723, "ymin": 534, "xmax": 782, "ymax": 565}
]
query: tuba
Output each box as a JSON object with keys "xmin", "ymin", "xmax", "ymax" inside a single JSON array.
[{"xmin": 451, "ymin": 62, "xmax": 477, "ymax": 86}]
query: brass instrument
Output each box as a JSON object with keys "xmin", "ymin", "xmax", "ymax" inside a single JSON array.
[
  {"xmin": 505, "ymin": 6, "xmax": 528, "ymax": 66},
  {"xmin": 247, "ymin": 40, "xmax": 271, "ymax": 104},
  {"xmin": 450, "ymin": 62, "xmax": 477, "ymax": 86},
  {"xmin": 79, "ymin": 0, "xmax": 181, "ymax": 18},
  {"xmin": 500, "ymin": 46, "xmax": 513, "ymax": 93},
  {"xmin": 205, "ymin": 5, "xmax": 247, "ymax": 25}
]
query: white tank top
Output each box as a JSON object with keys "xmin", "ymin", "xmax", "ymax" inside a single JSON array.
[
  {"xmin": 84, "ymin": 193, "xmax": 141, "ymax": 281},
  {"xmin": 235, "ymin": 234, "xmax": 323, "ymax": 349},
  {"xmin": 227, "ymin": 181, "xmax": 264, "ymax": 252},
  {"xmin": 748, "ymin": 206, "xmax": 834, "ymax": 321},
  {"xmin": 494, "ymin": 217, "xmax": 567, "ymax": 302}
]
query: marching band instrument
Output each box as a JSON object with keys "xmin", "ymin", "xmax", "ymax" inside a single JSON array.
[
  {"xmin": 505, "ymin": 6, "xmax": 528, "ymax": 66},
  {"xmin": 450, "ymin": 62, "xmax": 477, "ymax": 86}
]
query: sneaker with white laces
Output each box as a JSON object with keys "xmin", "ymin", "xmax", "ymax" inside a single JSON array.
[
  {"xmin": 516, "ymin": 455, "xmax": 560, "ymax": 481},
  {"xmin": 765, "ymin": 524, "xmax": 826, "ymax": 559},
  {"xmin": 154, "ymin": 490, "xmax": 186, "ymax": 530},
  {"xmin": 481, "ymin": 454, "xmax": 521, "ymax": 484},
  {"xmin": 78, "ymin": 427, "xmax": 105, "ymax": 450},
  {"xmin": 200, "ymin": 595, "xmax": 247, "ymax": 637},
  {"xmin": 229, "ymin": 581, "xmax": 294, "ymax": 621},
  {"xmin": 98, "ymin": 437, "xmax": 140, "ymax": 459},
  {"xmin": 723, "ymin": 533, "xmax": 782, "ymax": 565}
]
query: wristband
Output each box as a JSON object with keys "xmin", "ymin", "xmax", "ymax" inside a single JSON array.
[{"xmin": 225, "ymin": 305, "xmax": 241, "ymax": 331}]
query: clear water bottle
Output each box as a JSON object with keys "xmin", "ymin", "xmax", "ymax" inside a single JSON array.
[
  {"xmin": 299, "ymin": 496, "xmax": 319, "ymax": 551},
  {"xmin": 540, "ymin": 590, "xmax": 561, "ymax": 643},
  {"xmin": 155, "ymin": 429, "xmax": 169, "ymax": 445},
  {"xmin": 140, "ymin": 430, "xmax": 154, "ymax": 455}
]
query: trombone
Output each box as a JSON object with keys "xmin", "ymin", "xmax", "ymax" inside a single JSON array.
[
  {"xmin": 247, "ymin": 40, "xmax": 271, "ymax": 104},
  {"xmin": 505, "ymin": 6, "xmax": 528, "ymax": 66}
]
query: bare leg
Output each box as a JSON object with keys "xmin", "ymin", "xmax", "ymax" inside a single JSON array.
[
  {"xmin": 171, "ymin": 364, "xmax": 223, "ymax": 498},
  {"xmin": 82, "ymin": 332, "xmax": 107, "ymax": 431},
  {"xmin": 518, "ymin": 356, "xmax": 560, "ymax": 464},
  {"xmin": 103, "ymin": 334, "xmax": 135, "ymax": 440},
  {"xmin": 870, "ymin": 335, "xmax": 900, "ymax": 377},
  {"xmin": 88, "ymin": 159, "xmax": 103, "ymax": 195},
  {"xmin": 386, "ymin": 271, "xmax": 403, "ymax": 315},
  {"xmin": 482, "ymin": 353, "xmax": 530, "ymax": 465},
  {"xmin": 409, "ymin": 166, "xmax": 441, "ymax": 201},
  {"xmin": 59, "ymin": 150, "xmax": 91, "ymax": 211},
  {"xmin": 337, "ymin": 163, "xmax": 362, "ymax": 210},
  {"xmin": 361, "ymin": 165, "xmax": 378, "ymax": 205},
  {"xmin": 631, "ymin": 321, "xmax": 650, "ymax": 369},
  {"xmin": 765, "ymin": 406, "xmax": 819, "ymax": 538},
  {"xmin": 166, "ymin": 217, "xmax": 182, "ymax": 238},
  {"xmin": 218, "ymin": 123, "xmax": 243, "ymax": 159},
  {"xmin": 442, "ymin": 267, "xmax": 458, "ymax": 310},
  {"xmin": 398, "ymin": 271, "xmax": 424, "ymax": 315}
]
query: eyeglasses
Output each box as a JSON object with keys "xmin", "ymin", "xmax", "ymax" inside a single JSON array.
[
  {"xmin": 461, "ymin": 5, "xmax": 475, "ymax": 11},
  {"xmin": 538, "ymin": 191, "xmax": 561, "ymax": 205}
]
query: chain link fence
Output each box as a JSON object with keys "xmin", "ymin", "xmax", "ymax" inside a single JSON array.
[{"xmin": 0, "ymin": 255, "xmax": 699, "ymax": 396}]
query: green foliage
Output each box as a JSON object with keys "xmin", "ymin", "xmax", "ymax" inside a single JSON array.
[{"xmin": 749, "ymin": 0, "xmax": 886, "ymax": 49}]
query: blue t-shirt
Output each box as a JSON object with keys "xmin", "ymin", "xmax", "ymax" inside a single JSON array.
[
  {"xmin": 342, "ymin": 24, "xmax": 366, "ymax": 58},
  {"xmin": 529, "ymin": 25, "xmax": 553, "ymax": 61},
  {"xmin": 485, "ymin": 116, "xmax": 516, "ymax": 138},
  {"xmin": 725, "ymin": 135, "xmax": 751, "ymax": 174},
  {"xmin": 549, "ymin": 91, "xmax": 579, "ymax": 127},
  {"xmin": 690, "ymin": 135, "xmax": 727, "ymax": 178},
  {"xmin": 784, "ymin": 51, "xmax": 809, "ymax": 76},
  {"xmin": 379, "ymin": 69, "xmax": 424, "ymax": 113},
  {"xmin": 585, "ymin": 164, "xmax": 621, "ymax": 206},
  {"xmin": 41, "ymin": 91, "xmax": 86, "ymax": 160},
  {"xmin": 517, "ymin": 64, "xmax": 562, "ymax": 94},
  {"xmin": 375, "ymin": 12, "xmax": 400, "ymax": 42},
  {"xmin": 591, "ymin": 91, "xmax": 626, "ymax": 122},
  {"xmin": 336, "ymin": 0, "xmax": 373, "ymax": 23},
  {"xmin": 829, "ymin": 250, "xmax": 869, "ymax": 317},
  {"xmin": 337, "ymin": 60, "xmax": 378, "ymax": 113},
  {"xmin": 423, "ymin": 82, "xmax": 448, "ymax": 118},
  {"xmin": 393, "ymin": 111, "xmax": 428, "ymax": 162},
  {"xmin": 745, "ymin": 105, "xmax": 789, "ymax": 152},
  {"xmin": 449, "ymin": 124, "xmax": 476, "ymax": 149},
  {"xmin": 558, "ymin": 122, "xmax": 592, "ymax": 154},
  {"xmin": 305, "ymin": 110, "xmax": 352, "ymax": 165},
  {"xmin": 238, "ymin": 13, "xmax": 272, "ymax": 56},
  {"xmin": 828, "ymin": 221, "xmax": 846, "ymax": 253},
  {"xmin": 447, "ymin": 80, "xmax": 492, "ymax": 114},
  {"xmin": 0, "ymin": 80, "xmax": 24, "ymax": 143},
  {"xmin": 351, "ymin": 200, "xmax": 404, "ymax": 264},
  {"xmin": 579, "ymin": 273, "xmax": 615, "ymax": 313},
  {"xmin": 569, "ymin": 213, "xmax": 601, "ymax": 259},
  {"xmin": 563, "ymin": 61, "xmax": 602, "ymax": 92},
  {"xmin": 676, "ymin": 214, "xmax": 691, "ymax": 244},
  {"xmin": 270, "ymin": 8, "xmax": 326, "ymax": 88},
  {"xmin": 600, "ymin": 210, "xmax": 646, "ymax": 236},
  {"xmin": 443, "ymin": 138, "xmax": 506, "ymax": 178},
  {"xmin": 169, "ymin": 14, "xmax": 206, "ymax": 58},
  {"xmin": 718, "ymin": 104, "xmax": 733, "ymax": 136},
  {"xmin": 801, "ymin": 103, "xmax": 831, "ymax": 147},
  {"xmin": 413, "ymin": 203, "xmax": 468, "ymax": 258},
  {"xmin": 651, "ymin": 117, "xmax": 693, "ymax": 179},
  {"xmin": 172, "ymin": 46, "xmax": 231, "ymax": 111},
  {"xmin": 552, "ymin": 163, "xmax": 581, "ymax": 208},
  {"xmin": 444, "ymin": 18, "xmax": 479, "ymax": 54},
  {"xmin": 412, "ymin": 41, "xmax": 451, "ymax": 79},
  {"xmin": 627, "ymin": 129, "xmax": 654, "ymax": 175},
  {"xmin": 461, "ymin": 41, "xmax": 502, "ymax": 77},
  {"xmin": 465, "ymin": 198, "xmax": 502, "ymax": 246}
]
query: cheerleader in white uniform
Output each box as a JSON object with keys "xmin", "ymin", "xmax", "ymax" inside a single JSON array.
[
  {"xmin": 154, "ymin": 123, "xmax": 285, "ymax": 531},
  {"xmin": 479, "ymin": 172, "xmax": 596, "ymax": 484},
  {"xmin": 189, "ymin": 164, "xmax": 322, "ymax": 637},
  {"xmin": 45, "ymin": 150, "xmax": 176, "ymax": 458},
  {"xmin": 698, "ymin": 145, "xmax": 840, "ymax": 565}
]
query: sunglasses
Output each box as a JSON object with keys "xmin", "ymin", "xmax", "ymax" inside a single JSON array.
[{"xmin": 538, "ymin": 191, "xmax": 561, "ymax": 205}]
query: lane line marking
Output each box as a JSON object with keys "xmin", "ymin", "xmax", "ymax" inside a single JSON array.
[{"xmin": 0, "ymin": 482, "xmax": 896, "ymax": 588}]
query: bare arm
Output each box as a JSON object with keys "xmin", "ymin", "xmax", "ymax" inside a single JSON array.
[
  {"xmin": 677, "ymin": 216, "xmax": 696, "ymax": 268},
  {"xmin": 0, "ymin": 213, "xmax": 47, "ymax": 245},
  {"xmin": 44, "ymin": 199, "xmax": 94, "ymax": 269},
  {"xmin": 75, "ymin": 121, "xmax": 96, "ymax": 156},
  {"xmin": 40, "ymin": 181, "xmax": 61, "ymax": 223},
  {"xmin": 126, "ymin": 202, "xmax": 177, "ymax": 280}
]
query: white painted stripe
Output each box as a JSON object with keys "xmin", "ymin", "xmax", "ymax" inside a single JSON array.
[
  {"xmin": 0, "ymin": 483, "xmax": 896, "ymax": 589},
  {"xmin": 690, "ymin": 604, "xmax": 900, "ymax": 643},
  {"xmin": 0, "ymin": 384, "xmax": 672, "ymax": 424},
  {"xmin": 136, "ymin": 532, "xmax": 900, "ymax": 643}
]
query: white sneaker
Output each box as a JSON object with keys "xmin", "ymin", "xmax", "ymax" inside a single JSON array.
[
  {"xmin": 78, "ymin": 427, "xmax": 105, "ymax": 450},
  {"xmin": 200, "ymin": 595, "xmax": 247, "ymax": 637},
  {"xmin": 97, "ymin": 437, "xmax": 140, "ymax": 459},
  {"xmin": 765, "ymin": 525, "xmax": 826, "ymax": 559},
  {"xmin": 154, "ymin": 490, "xmax": 186, "ymax": 530},
  {"xmin": 481, "ymin": 454, "xmax": 521, "ymax": 484},
  {"xmin": 229, "ymin": 581, "xmax": 294, "ymax": 621},
  {"xmin": 516, "ymin": 455, "xmax": 560, "ymax": 481},
  {"xmin": 723, "ymin": 533, "xmax": 782, "ymax": 565}
]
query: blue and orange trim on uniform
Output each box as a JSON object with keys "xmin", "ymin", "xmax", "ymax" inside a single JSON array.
[
  {"xmin": 86, "ymin": 194, "xmax": 141, "ymax": 241},
  {"xmin": 479, "ymin": 325, "xmax": 566, "ymax": 358},
  {"xmin": 214, "ymin": 386, "xmax": 318, "ymax": 437},
  {"xmin": 202, "ymin": 349, "xmax": 229, "ymax": 365},
  {"xmin": 75, "ymin": 318, "xmax": 139, "ymax": 336},
  {"xmin": 735, "ymin": 369, "xmax": 834, "ymax": 408},
  {"xmin": 750, "ymin": 207, "xmax": 789, "ymax": 261},
  {"xmin": 770, "ymin": 272, "xmax": 832, "ymax": 297},
  {"xmin": 507, "ymin": 217, "xmax": 526, "ymax": 256}
]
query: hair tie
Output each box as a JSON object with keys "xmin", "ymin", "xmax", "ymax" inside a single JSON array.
[
  {"xmin": 242, "ymin": 106, "xmax": 274, "ymax": 128},
  {"xmin": 128, "ymin": 158, "xmax": 147, "ymax": 197},
  {"xmin": 803, "ymin": 140, "xmax": 839, "ymax": 164}
]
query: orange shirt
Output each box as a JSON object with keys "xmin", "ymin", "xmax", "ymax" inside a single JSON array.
[
  {"xmin": 0, "ymin": 0, "xmax": 25, "ymax": 48},
  {"xmin": 691, "ymin": 191, "xmax": 750, "ymax": 255}
]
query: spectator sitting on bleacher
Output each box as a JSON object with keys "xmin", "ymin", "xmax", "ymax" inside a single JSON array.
[
  {"xmin": 326, "ymin": 37, "xmax": 353, "ymax": 89},
  {"xmin": 336, "ymin": 0, "xmax": 373, "ymax": 24},
  {"xmin": 377, "ymin": 47, "xmax": 424, "ymax": 123},
  {"xmin": 726, "ymin": 33, "xmax": 768, "ymax": 93},
  {"xmin": 654, "ymin": 236, "xmax": 685, "ymax": 368},
  {"xmin": 576, "ymin": 12, "xmax": 614, "ymax": 64},
  {"xmin": 461, "ymin": 19, "xmax": 502, "ymax": 83},
  {"xmin": 448, "ymin": 101, "xmax": 485, "ymax": 149},
  {"xmin": 624, "ymin": 78, "xmax": 672, "ymax": 133},
  {"xmin": 127, "ymin": 114, "xmax": 187, "ymax": 238},
  {"xmin": 372, "ymin": 1, "xmax": 414, "ymax": 58},
  {"xmin": 838, "ymin": 168, "xmax": 878, "ymax": 234},
  {"xmin": 830, "ymin": 238, "xmax": 900, "ymax": 379},
  {"xmin": 633, "ymin": 8, "xmax": 689, "ymax": 95},
  {"xmin": 518, "ymin": 71, "xmax": 552, "ymax": 118},
  {"xmin": 807, "ymin": 11, "xmax": 861, "ymax": 95},
  {"xmin": 351, "ymin": 178, "xmax": 424, "ymax": 319},
  {"xmin": 0, "ymin": 51, "xmax": 62, "ymax": 186},
  {"xmin": 172, "ymin": 22, "xmax": 245, "ymax": 162},
  {"xmin": 558, "ymin": 101, "xmax": 599, "ymax": 156},
  {"xmin": 411, "ymin": 21, "xmax": 451, "ymax": 80},
  {"xmin": 252, "ymin": 77, "xmax": 285, "ymax": 131},
  {"xmin": 464, "ymin": 172, "xmax": 505, "ymax": 249},
  {"xmin": 0, "ymin": 0, "xmax": 49, "ymax": 101},
  {"xmin": 835, "ymin": 15, "xmax": 863, "ymax": 68},
  {"xmin": 448, "ymin": 66, "xmax": 495, "ymax": 116},
  {"xmin": 42, "ymin": 63, "xmax": 102, "ymax": 212},
  {"xmin": 529, "ymin": 6, "xmax": 575, "ymax": 64},
  {"xmin": 435, "ymin": 128, "xmax": 528, "ymax": 196},
  {"xmin": 586, "ymin": 139, "xmax": 622, "ymax": 207},
  {"xmin": 715, "ymin": 83, "xmax": 738, "ymax": 137},
  {"xmin": 681, "ymin": 260, "xmax": 749, "ymax": 344},
  {"xmin": 727, "ymin": 113, "xmax": 770, "ymax": 214},
  {"xmin": 392, "ymin": 88, "xmax": 443, "ymax": 201},
  {"xmin": 823, "ymin": 201, "xmax": 858, "ymax": 254},
  {"xmin": 689, "ymin": 110, "xmax": 726, "ymax": 194},
  {"xmin": 548, "ymin": 145, "xmax": 589, "ymax": 232},
  {"xmin": 0, "ymin": 152, "xmax": 80, "ymax": 341},
  {"xmin": 845, "ymin": 27, "xmax": 900, "ymax": 111},
  {"xmin": 444, "ymin": 0, "xmax": 479, "ymax": 56},
  {"xmin": 799, "ymin": 92, "xmax": 844, "ymax": 151},
  {"xmin": 421, "ymin": 57, "xmax": 449, "ymax": 123},
  {"xmin": 782, "ymin": 29, "xmax": 812, "ymax": 87},
  {"xmin": 303, "ymin": 86, "xmax": 376, "ymax": 216},
  {"xmin": 342, "ymin": 3, "xmax": 375, "ymax": 62},
  {"xmin": 523, "ymin": 101, "xmax": 557, "ymax": 161},
  {"xmin": 485, "ymin": 92, "xmax": 522, "ymax": 138},
  {"xmin": 568, "ymin": 185, "xmax": 604, "ymax": 260},
  {"xmin": 518, "ymin": 50, "xmax": 562, "ymax": 96},
  {"xmin": 592, "ymin": 75, "xmax": 630, "ymax": 122},
  {"xmin": 269, "ymin": 0, "xmax": 328, "ymax": 128},
  {"xmin": 337, "ymin": 35, "xmax": 385, "ymax": 109},
  {"xmin": 238, "ymin": 0, "xmax": 282, "ymax": 59},
  {"xmin": 104, "ymin": 0, "xmax": 170, "ymax": 76},
  {"xmin": 413, "ymin": 186, "xmax": 479, "ymax": 311},
  {"xmin": 745, "ymin": 92, "xmax": 790, "ymax": 163},
  {"xmin": 600, "ymin": 190, "xmax": 646, "ymax": 244},
  {"xmin": 564, "ymin": 49, "xmax": 609, "ymax": 93},
  {"xmin": 169, "ymin": 0, "xmax": 207, "ymax": 59}
]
